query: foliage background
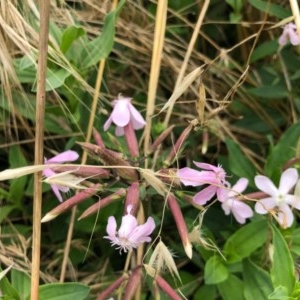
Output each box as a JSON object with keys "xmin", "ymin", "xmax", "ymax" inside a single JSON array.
[{"xmin": 1, "ymin": 0, "xmax": 300, "ymax": 299}]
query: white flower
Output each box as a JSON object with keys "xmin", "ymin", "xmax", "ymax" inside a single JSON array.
[
  {"xmin": 219, "ymin": 178, "xmax": 253, "ymax": 224},
  {"xmin": 104, "ymin": 205, "xmax": 155, "ymax": 253},
  {"xmin": 254, "ymin": 168, "xmax": 300, "ymax": 228},
  {"xmin": 103, "ymin": 95, "xmax": 146, "ymax": 136}
]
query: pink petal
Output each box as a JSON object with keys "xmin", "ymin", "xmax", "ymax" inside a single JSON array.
[
  {"xmin": 277, "ymin": 204, "xmax": 294, "ymax": 228},
  {"xmin": 129, "ymin": 217, "xmax": 155, "ymax": 243},
  {"xmin": 278, "ymin": 32, "xmax": 288, "ymax": 46},
  {"xmin": 111, "ymin": 99, "xmax": 131, "ymax": 127},
  {"xmin": 115, "ymin": 126, "xmax": 125, "ymax": 136},
  {"xmin": 50, "ymin": 184, "xmax": 64, "ymax": 202},
  {"xmin": 289, "ymin": 30, "xmax": 300, "ymax": 45},
  {"xmin": 254, "ymin": 175, "xmax": 278, "ymax": 197},
  {"xmin": 230, "ymin": 178, "xmax": 249, "ymax": 195},
  {"xmin": 128, "ymin": 102, "xmax": 146, "ymax": 130},
  {"xmin": 254, "ymin": 197, "xmax": 276, "ymax": 214},
  {"xmin": 106, "ymin": 216, "xmax": 117, "ymax": 237},
  {"xmin": 217, "ymin": 187, "xmax": 228, "ymax": 202},
  {"xmin": 231, "ymin": 201, "xmax": 253, "ymax": 224},
  {"xmin": 278, "ymin": 168, "xmax": 298, "ymax": 194},
  {"xmin": 43, "ymin": 167, "xmax": 56, "ymax": 178},
  {"xmin": 46, "ymin": 150, "xmax": 79, "ymax": 163},
  {"xmin": 193, "ymin": 185, "xmax": 217, "ymax": 205},
  {"xmin": 177, "ymin": 168, "xmax": 216, "ymax": 187},
  {"xmin": 193, "ymin": 162, "xmax": 219, "ymax": 172},
  {"xmin": 177, "ymin": 168, "xmax": 205, "ymax": 187},
  {"xmin": 103, "ymin": 115, "xmax": 113, "ymax": 131},
  {"xmin": 118, "ymin": 214, "xmax": 138, "ymax": 238}
]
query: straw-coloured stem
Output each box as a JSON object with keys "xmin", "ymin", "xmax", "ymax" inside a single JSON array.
[
  {"xmin": 31, "ymin": 0, "xmax": 50, "ymax": 298},
  {"xmin": 143, "ymin": 0, "xmax": 167, "ymax": 162}
]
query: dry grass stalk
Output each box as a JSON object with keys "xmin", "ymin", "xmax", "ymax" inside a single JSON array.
[
  {"xmin": 143, "ymin": 0, "xmax": 167, "ymax": 161},
  {"xmin": 31, "ymin": 0, "xmax": 50, "ymax": 298}
]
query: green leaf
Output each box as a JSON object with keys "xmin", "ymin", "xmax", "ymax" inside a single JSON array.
[
  {"xmin": 60, "ymin": 25, "xmax": 85, "ymax": 53},
  {"xmin": 270, "ymin": 224, "xmax": 295, "ymax": 296},
  {"xmin": 225, "ymin": 138, "xmax": 256, "ymax": 184},
  {"xmin": 247, "ymin": 86, "xmax": 288, "ymax": 99},
  {"xmin": 204, "ymin": 256, "xmax": 229, "ymax": 284},
  {"xmin": 265, "ymin": 121, "xmax": 300, "ymax": 179},
  {"xmin": 0, "ymin": 270, "xmax": 20, "ymax": 300},
  {"xmin": 268, "ymin": 286, "xmax": 289, "ymax": 300},
  {"xmin": 224, "ymin": 219, "xmax": 268, "ymax": 263},
  {"xmin": 80, "ymin": 0, "xmax": 126, "ymax": 68},
  {"xmin": 8, "ymin": 146, "xmax": 28, "ymax": 206},
  {"xmin": 217, "ymin": 274, "xmax": 244, "ymax": 300},
  {"xmin": 38, "ymin": 283, "xmax": 90, "ymax": 300},
  {"xmin": 32, "ymin": 68, "xmax": 71, "ymax": 92},
  {"xmin": 250, "ymin": 40, "xmax": 279, "ymax": 62},
  {"xmin": 11, "ymin": 270, "xmax": 30, "ymax": 300},
  {"xmin": 243, "ymin": 259, "xmax": 273, "ymax": 300},
  {"xmin": 194, "ymin": 284, "xmax": 217, "ymax": 300},
  {"xmin": 248, "ymin": 0, "xmax": 290, "ymax": 19},
  {"xmin": 225, "ymin": 0, "xmax": 243, "ymax": 12}
]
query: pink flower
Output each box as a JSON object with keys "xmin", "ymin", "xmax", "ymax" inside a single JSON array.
[
  {"xmin": 254, "ymin": 168, "xmax": 300, "ymax": 228},
  {"xmin": 43, "ymin": 150, "xmax": 79, "ymax": 202},
  {"xmin": 278, "ymin": 23, "xmax": 300, "ymax": 46},
  {"xmin": 103, "ymin": 95, "xmax": 146, "ymax": 136},
  {"xmin": 177, "ymin": 162, "xmax": 229, "ymax": 205},
  {"xmin": 104, "ymin": 205, "xmax": 155, "ymax": 253},
  {"xmin": 219, "ymin": 178, "xmax": 253, "ymax": 224}
]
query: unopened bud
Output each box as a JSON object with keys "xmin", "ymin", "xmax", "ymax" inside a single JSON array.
[
  {"xmin": 124, "ymin": 182, "xmax": 140, "ymax": 216},
  {"xmin": 78, "ymin": 142, "xmax": 138, "ymax": 182},
  {"xmin": 41, "ymin": 183, "xmax": 102, "ymax": 222},
  {"xmin": 79, "ymin": 188, "xmax": 126, "ymax": 220},
  {"xmin": 164, "ymin": 124, "xmax": 193, "ymax": 167},
  {"xmin": 167, "ymin": 194, "xmax": 192, "ymax": 259},
  {"xmin": 148, "ymin": 125, "xmax": 175, "ymax": 155}
]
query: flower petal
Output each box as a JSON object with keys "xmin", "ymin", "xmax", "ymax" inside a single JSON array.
[
  {"xmin": 118, "ymin": 214, "xmax": 138, "ymax": 238},
  {"xmin": 278, "ymin": 168, "xmax": 298, "ymax": 194},
  {"xmin": 50, "ymin": 184, "xmax": 64, "ymax": 202},
  {"xmin": 46, "ymin": 150, "xmax": 79, "ymax": 163},
  {"xmin": 129, "ymin": 217, "xmax": 155, "ymax": 244},
  {"xmin": 106, "ymin": 216, "xmax": 117, "ymax": 237},
  {"xmin": 230, "ymin": 178, "xmax": 249, "ymax": 195},
  {"xmin": 177, "ymin": 168, "xmax": 205, "ymax": 186},
  {"xmin": 111, "ymin": 99, "xmax": 131, "ymax": 127},
  {"xmin": 278, "ymin": 32, "xmax": 288, "ymax": 46},
  {"xmin": 103, "ymin": 115, "xmax": 113, "ymax": 131},
  {"xmin": 128, "ymin": 102, "xmax": 146, "ymax": 130},
  {"xmin": 284, "ymin": 194, "xmax": 300, "ymax": 209},
  {"xmin": 277, "ymin": 204, "xmax": 294, "ymax": 228},
  {"xmin": 193, "ymin": 162, "xmax": 219, "ymax": 172},
  {"xmin": 193, "ymin": 185, "xmax": 217, "ymax": 205},
  {"xmin": 288, "ymin": 29, "xmax": 300, "ymax": 45},
  {"xmin": 255, "ymin": 175, "xmax": 278, "ymax": 197},
  {"xmin": 115, "ymin": 126, "xmax": 125, "ymax": 136},
  {"xmin": 254, "ymin": 197, "xmax": 276, "ymax": 214},
  {"xmin": 217, "ymin": 187, "xmax": 228, "ymax": 202}
]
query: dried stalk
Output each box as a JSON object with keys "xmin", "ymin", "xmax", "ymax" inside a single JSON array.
[{"xmin": 31, "ymin": 0, "xmax": 50, "ymax": 299}]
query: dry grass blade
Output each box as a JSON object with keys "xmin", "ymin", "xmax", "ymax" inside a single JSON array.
[
  {"xmin": 143, "ymin": 0, "xmax": 167, "ymax": 159},
  {"xmin": 158, "ymin": 66, "xmax": 204, "ymax": 115},
  {"xmin": 144, "ymin": 240, "xmax": 181, "ymax": 282}
]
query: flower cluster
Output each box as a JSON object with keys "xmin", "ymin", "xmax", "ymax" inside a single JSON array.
[
  {"xmin": 177, "ymin": 162, "xmax": 253, "ymax": 224},
  {"xmin": 42, "ymin": 95, "xmax": 300, "ymax": 260},
  {"xmin": 177, "ymin": 162, "xmax": 300, "ymax": 228}
]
